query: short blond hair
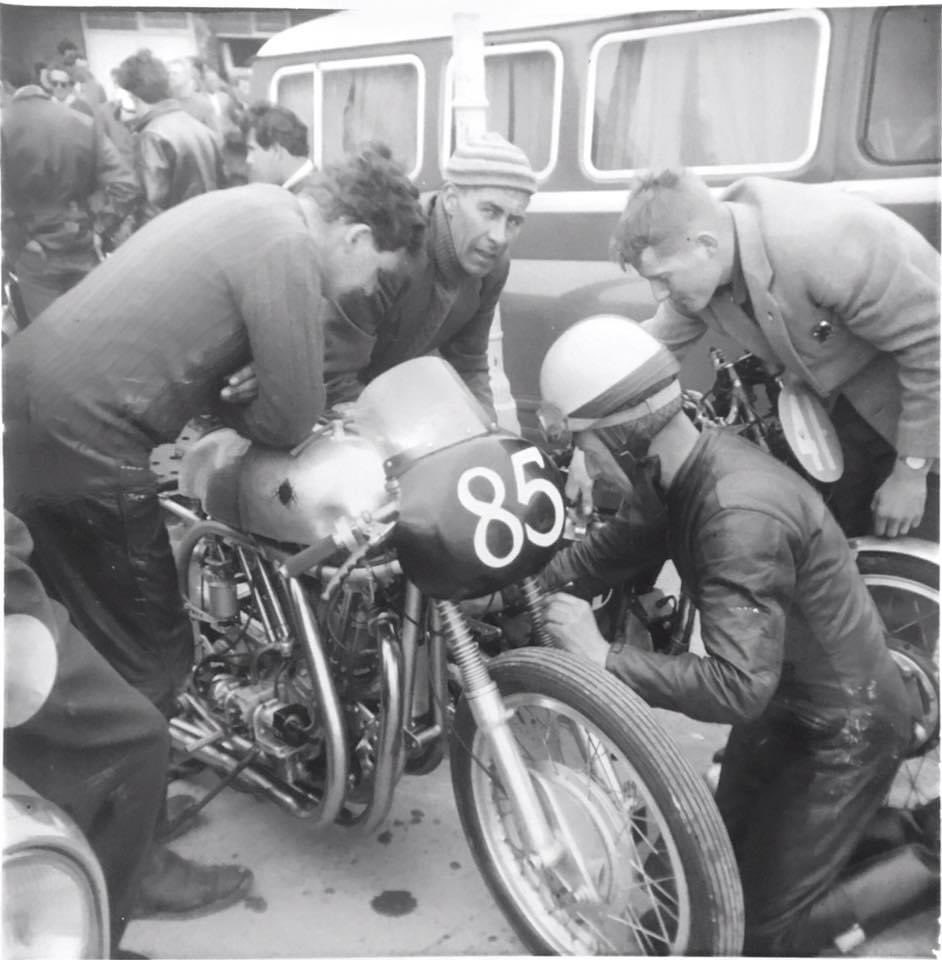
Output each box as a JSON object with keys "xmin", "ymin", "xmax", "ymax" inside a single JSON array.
[{"xmin": 610, "ymin": 169, "xmax": 719, "ymax": 270}]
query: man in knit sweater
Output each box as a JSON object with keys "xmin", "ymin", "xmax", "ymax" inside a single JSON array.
[{"xmin": 324, "ymin": 132, "xmax": 537, "ymax": 419}]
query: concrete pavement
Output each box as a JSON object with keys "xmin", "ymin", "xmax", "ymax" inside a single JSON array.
[{"xmin": 123, "ymin": 707, "xmax": 938, "ymax": 959}]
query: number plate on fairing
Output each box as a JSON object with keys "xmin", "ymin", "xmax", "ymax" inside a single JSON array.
[{"xmin": 394, "ymin": 434, "xmax": 565, "ymax": 600}]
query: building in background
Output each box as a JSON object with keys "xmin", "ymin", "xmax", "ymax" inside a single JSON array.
[{"xmin": 0, "ymin": 6, "xmax": 337, "ymax": 99}]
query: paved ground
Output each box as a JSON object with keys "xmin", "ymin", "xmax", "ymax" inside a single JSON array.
[
  {"xmin": 124, "ymin": 565, "xmax": 939, "ymax": 959},
  {"xmin": 123, "ymin": 704, "xmax": 939, "ymax": 959}
]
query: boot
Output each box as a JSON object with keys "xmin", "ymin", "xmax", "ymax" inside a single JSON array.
[
  {"xmin": 803, "ymin": 843, "xmax": 939, "ymax": 954},
  {"xmin": 131, "ymin": 844, "xmax": 253, "ymax": 919}
]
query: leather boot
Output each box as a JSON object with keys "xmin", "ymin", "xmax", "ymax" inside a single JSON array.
[
  {"xmin": 131, "ymin": 844, "xmax": 253, "ymax": 919},
  {"xmin": 802, "ymin": 843, "xmax": 939, "ymax": 954}
]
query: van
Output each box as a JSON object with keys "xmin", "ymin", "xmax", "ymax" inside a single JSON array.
[{"xmin": 251, "ymin": 4, "xmax": 941, "ymax": 436}]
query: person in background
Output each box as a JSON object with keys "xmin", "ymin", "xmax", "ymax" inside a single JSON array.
[
  {"xmin": 45, "ymin": 63, "xmax": 95, "ymax": 117},
  {"xmin": 3, "ymin": 144, "xmax": 425, "ymax": 730},
  {"xmin": 612, "ymin": 168, "xmax": 940, "ymax": 540},
  {"xmin": 114, "ymin": 49, "xmax": 225, "ymax": 228},
  {"xmin": 166, "ymin": 55, "xmax": 218, "ymax": 134},
  {"xmin": 57, "ymin": 38, "xmax": 107, "ymax": 108},
  {"xmin": 4, "ymin": 510, "xmax": 253, "ymax": 941},
  {"xmin": 537, "ymin": 314, "xmax": 938, "ymax": 956},
  {"xmin": 244, "ymin": 100, "xmax": 313, "ymax": 191},
  {"xmin": 204, "ymin": 64, "xmax": 249, "ymax": 184},
  {"xmin": 1, "ymin": 64, "xmax": 139, "ymax": 323}
]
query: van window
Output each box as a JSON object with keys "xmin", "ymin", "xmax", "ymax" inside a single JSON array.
[
  {"xmin": 864, "ymin": 6, "xmax": 941, "ymax": 164},
  {"xmin": 320, "ymin": 57, "xmax": 423, "ymax": 174},
  {"xmin": 274, "ymin": 69, "xmax": 315, "ymax": 154},
  {"xmin": 445, "ymin": 43, "xmax": 560, "ymax": 177},
  {"xmin": 587, "ymin": 11, "xmax": 827, "ymax": 176}
]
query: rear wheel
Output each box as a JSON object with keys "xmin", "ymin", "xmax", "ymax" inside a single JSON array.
[
  {"xmin": 856, "ymin": 550, "xmax": 939, "ymax": 810},
  {"xmin": 451, "ymin": 648, "xmax": 743, "ymax": 955}
]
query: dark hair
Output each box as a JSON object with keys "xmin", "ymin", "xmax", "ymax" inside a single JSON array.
[
  {"xmin": 114, "ymin": 49, "xmax": 170, "ymax": 105},
  {"xmin": 57, "ymin": 38, "xmax": 79, "ymax": 55},
  {"xmin": 247, "ymin": 100, "xmax": 309, "ymax": 158},
  {"xmin": 302, "ymin": 142, "xmax": 425, "ymax": 255}
]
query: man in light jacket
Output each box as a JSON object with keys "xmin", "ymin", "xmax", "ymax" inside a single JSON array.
[{"xmin": 611, "ymin": 168, "xmax": 939, "ymax": 540}]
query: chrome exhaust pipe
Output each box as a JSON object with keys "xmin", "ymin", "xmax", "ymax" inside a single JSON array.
[
  {"xmin": 340, "ymin": 630, "xmax": 403, "ymax": 833},
  {"xmin": 170, "ymin": 716, "xmax": 321, "ymax": 819}
]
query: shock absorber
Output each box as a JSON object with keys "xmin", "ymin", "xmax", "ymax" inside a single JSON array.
[
  {"xmin": 436, "ymin": 599, "xmax": 563, "ymax": 868},
  {"xmin": 519, "ymin": 576, "xmax": 555, "ymax": 648}
]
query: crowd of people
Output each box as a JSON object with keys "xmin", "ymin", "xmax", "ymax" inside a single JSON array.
[
  {"xmin": 2, "ymin": 32, "xmax": 940, "ymax": 960},
  {"xmin": 1, "ymin": 40, "xmax": 315, "ymax": 333}
]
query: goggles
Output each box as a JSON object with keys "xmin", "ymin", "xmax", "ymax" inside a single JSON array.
[{"xmin": 537, "ymin": 381, "xmax": 682, "ymax": 447}]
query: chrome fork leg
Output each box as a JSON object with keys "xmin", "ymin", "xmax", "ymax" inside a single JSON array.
[{"xmin": 436, "ymin": 599, "xmax": 564, "ymax": 868}]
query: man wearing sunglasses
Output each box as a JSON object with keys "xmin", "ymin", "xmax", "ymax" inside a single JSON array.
[
  {"xmin": 536, "ymin": 313, "xmax": 937, "ymax": 957},
  {"xmin": 45, "ymin": 64, "xmax": 94, "ymax": 117}
]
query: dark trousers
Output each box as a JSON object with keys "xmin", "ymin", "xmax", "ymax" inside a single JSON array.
[
  {"xmin": 4, "ymin": 628, "xmax": 169, "ymax": 947},
  {"xmin": 23, "ymin": 487, "xmax": 193, "ymax": 718},
  {"xmin": 13, "ymin": 244, "xmax": 99, "ymax": 324},
  {"xmin": 828, "ymin": 396, "xmax": 939, "ymax": 540},
  {"xmin": 715, "ymin": 704, "xmax": 908, "ymax": 956}
]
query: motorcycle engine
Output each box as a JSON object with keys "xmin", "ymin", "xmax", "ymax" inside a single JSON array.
[{"xmin": 187, "ymin": 536, "xmax": 393, "ymax": 797}]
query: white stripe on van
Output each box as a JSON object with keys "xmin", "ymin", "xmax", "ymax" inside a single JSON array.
[{"xmin": 526, "ymin": 178, "xmax": 940, "ymax": 214}]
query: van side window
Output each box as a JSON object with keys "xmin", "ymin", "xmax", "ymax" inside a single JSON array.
[
  {"xmin": 864, "ymin": 6, "xmax": 941, "ymax": 164},
  {"xmin": 321, "ymin": 58, "xmax": 422, "ymax": 174},
  {"xmin": 275, "ymin": 69, "xmax": 315, "ymax": 157},
  {"xmin": 445, "ymin": 43, "xmax": 560, "ymax": 177},
  {"xmin": 587, "ymin": 12, "xmax": 826, "ymax": 176}
]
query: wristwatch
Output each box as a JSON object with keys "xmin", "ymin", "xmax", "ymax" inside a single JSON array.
[{"xmin": 900, "ymin": 456, "xmax": 930, "ymax": 471}]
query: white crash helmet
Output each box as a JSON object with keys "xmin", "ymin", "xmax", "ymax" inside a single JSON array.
[{"xmin": 538, "ymin": 314, "xmax": 681, "ymax": 439}]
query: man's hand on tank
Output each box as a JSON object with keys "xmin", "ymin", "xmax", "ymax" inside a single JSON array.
[{"xmin": 220, "ymin": 364, "xmax": 259, "ymax": 403}]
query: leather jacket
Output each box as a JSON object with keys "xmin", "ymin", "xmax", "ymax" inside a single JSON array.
[
  {"xmin": 543, "ymin": 430, "xmax": 911, "ymax": 728},
  {"xmin": 1, "ymin": 87, "xmax": 139, "ymax": 257},
  {"xmin": 130, "ymin": 99, "xmax": 225, "ymax": 226}
]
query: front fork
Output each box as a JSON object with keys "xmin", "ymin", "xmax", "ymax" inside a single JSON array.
[{"xmin": 436, "ymin": 592, "xmax": 565, "ymax": 869}]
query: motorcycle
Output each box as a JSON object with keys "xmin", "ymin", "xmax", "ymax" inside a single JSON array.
[
  {"xmin": 4, "ymin": 611, "xmax": 111, "ymax": 960},
  {"xmin": 155, "ymin": 356, "xmax": 744, "ymax": 956}
]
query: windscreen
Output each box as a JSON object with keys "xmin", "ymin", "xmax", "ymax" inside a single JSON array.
[{"xmin": 352, "ymin": 357, "xmax": 494, "ymax": 469}]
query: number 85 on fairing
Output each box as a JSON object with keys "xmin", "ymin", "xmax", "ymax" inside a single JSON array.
[{"xmin": 392, "ymin": 437, "xmax": 566, "ymax": 601}]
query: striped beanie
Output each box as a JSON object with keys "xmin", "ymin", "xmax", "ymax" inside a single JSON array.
[{"xmin": 444, "ymin": 132, "xmax": 538, "ymax": 195}]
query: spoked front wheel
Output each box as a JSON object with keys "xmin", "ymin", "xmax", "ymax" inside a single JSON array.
[
  {"xmin": 450, "ymin": 648, "xmax": 743, "ymax": 955},
  {"xmin": 856, "ymin": 549, "xmax": 940, "ymax": 810}
]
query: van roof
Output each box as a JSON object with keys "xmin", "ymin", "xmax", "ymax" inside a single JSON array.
[{"xmin": 257, "ymin": 1, "xmax": 648, "ymax": 58}]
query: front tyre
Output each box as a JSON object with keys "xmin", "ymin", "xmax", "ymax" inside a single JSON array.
[
  {"xmin": 450, "ymin": 648, "xmax": 743, "ymax": 956},
  {"xmin": 856, "ymin": 549, "xmax": 940, "ymax": 810}
]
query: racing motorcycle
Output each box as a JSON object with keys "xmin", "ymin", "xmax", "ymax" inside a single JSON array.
[{"xmin": 154, "ymin": 357, "xmax": 744, "ymax": 956}]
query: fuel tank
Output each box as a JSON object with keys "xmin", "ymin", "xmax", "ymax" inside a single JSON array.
[{"xmin": 237, "ymin": 426, "xmax": 391, "ymax": 546}]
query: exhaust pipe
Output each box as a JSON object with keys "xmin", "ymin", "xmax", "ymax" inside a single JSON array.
[{"xmin": 170, "ymin": 716, "xmax": 323, "ymax": 820}]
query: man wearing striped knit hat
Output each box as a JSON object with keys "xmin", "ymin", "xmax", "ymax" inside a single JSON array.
[{"xmin": 322, "ymin": 131, "xmax": 537, "ymax": 419}]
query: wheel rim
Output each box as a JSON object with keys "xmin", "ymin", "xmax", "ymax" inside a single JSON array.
[
  {"xmin": 468, "ymin": 692, "xmax": 692, "ymax": 955},
  {"xmin": 864, "ymin": 573, "xmax": 938, "ymax": 660},
  {"xmin": 863, "ymin": 573, "xmax": 939, "ymax": 810}
]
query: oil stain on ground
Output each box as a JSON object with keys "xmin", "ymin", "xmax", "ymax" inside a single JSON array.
[{"xmin": 371, "ymin": 890, "xmax": 417, "ymax": 916}]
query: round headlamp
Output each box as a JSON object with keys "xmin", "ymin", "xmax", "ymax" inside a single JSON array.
[{"xmin": 3, "ymin": 848, "xmax": 104, "ymax": 959}]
